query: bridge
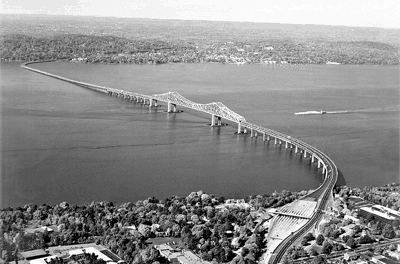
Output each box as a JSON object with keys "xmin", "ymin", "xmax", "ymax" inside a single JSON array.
[{"xmin": 22, "ymin": 61, "xmax": 338, "ymax": 263}]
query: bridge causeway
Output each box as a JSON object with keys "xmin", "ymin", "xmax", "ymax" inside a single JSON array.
[{"xmin": 22, "ymin": 61, "xmax": 338, "ymax": 264}]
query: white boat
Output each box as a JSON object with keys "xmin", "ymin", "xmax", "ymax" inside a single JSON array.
[{"xmin": 294, "ymin": 110, "xmax": 326, "ymax": 115}]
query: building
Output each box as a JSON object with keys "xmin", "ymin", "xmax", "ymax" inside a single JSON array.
[
  {"xmin": 344, "ymin": 252, "xmax": 358, "ymax": 261},
  {"xmin": 386, "ymin": 250, "xmax": 400, "ymax": 261},
  {"xmin": 19, "ymin": 249, "xmax": 50, "ymax": 261},
  {"xmin": 344, "ymin": 215, "xmax": 360, "ymax": 225},
  {"xmin": 18, "ymin": 249, "xmax": 55, "ymax": 264},
  {"xmin": 69, "ymin": 247, "xmax": 123, "ymax": 264},
  {"xmin": 371, "ymin": 255, "xmax": 398, "ymax": 264},
  {"xmin": 154, "ymin": 244, "xmax": 211, "ymax": 264},
  {"xmin": 359, "ymin": 205, "xmax": 400, "ymax": 225}
]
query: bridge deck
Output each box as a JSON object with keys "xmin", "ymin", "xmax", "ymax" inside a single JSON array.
[{"xmin": 21, "ymin": 61, "xmax": 338, "ymax": 264}]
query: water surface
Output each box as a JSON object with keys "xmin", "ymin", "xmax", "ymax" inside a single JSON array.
[{"xmin": 1, "ymin": 62, "xmax": 398, "ymax": 207}]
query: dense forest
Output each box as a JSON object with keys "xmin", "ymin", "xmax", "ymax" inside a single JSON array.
[
  {"xmin": 1, "ymin": 34, "xmax": 398, "ymax": 65},
  {"xmin": 0, "ymin": 190, "xmax": 306, "ymax": 264},
  {"xmin": 1, "ymin": 15, "xmax": 399, "ymax": 65},
  {"xmin": 1, "ymin": 183, "xmax": 399, "ymax": 264}
]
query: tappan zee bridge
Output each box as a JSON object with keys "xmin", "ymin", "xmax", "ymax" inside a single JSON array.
[{"xmin": 22, "ymin": 61, "xmax": 338, "ymax": 264}]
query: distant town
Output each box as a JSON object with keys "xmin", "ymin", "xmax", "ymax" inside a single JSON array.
[{"xmin": 1, "ymin": 183, "xmax": 400, "ymax": 264}]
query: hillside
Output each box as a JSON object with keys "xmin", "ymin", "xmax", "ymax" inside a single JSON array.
[{"xmin": 1, "ymin": 14, "xmax": 399, "ymax": 65}]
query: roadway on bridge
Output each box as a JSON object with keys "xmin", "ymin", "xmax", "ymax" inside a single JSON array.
[{"xmin": 22, "ymin": 61, "xmax": 339, "ymax": 264}]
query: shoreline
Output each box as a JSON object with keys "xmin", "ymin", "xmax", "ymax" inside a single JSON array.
[{"xmin": 3, "ymin": 58, "xmax": 399, "ymax": 66}]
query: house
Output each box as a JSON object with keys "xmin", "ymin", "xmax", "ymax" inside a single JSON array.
[
  {"xmin": 359, "ymin": 205, "xmax": 400, "ymax": 225},
  {"xmin": 386, "ymin": 250, "xmax": 400, "ymax": 260},
  {"xmin": 344, "ymin": 215, "xmax": 360, "ymax": 225},
  {"xmin": 69, "ymin": 247, "xmax": 123, "ymax": 264},
  {"xmin": 344, "ymin": 252, "xmax": 358, "ymax": 261},
  {"xmin": 18, "ymin": 249, "xmax": 57, "ymax": 264},
  {"xmin": 371, "ymin": 255, "xmax": 398, "ymax": 264},
  {"xmin": 154, "ymin": 244, "xmax": 211, "ymax": 264},
  {"xmin": 19, "ymin": 249, "xmax": 50, "ymax": 261},
  {"xmin": 352, "ymin": 260, "xmax": 368, "ymax": 264},
  {"xmin": 29, "ymin": 256, "xmax": 57, "ymax": 264}
]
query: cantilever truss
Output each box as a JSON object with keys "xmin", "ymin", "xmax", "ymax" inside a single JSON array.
[{"xmin": 153, "ymin": 91, "xmax": 246, "ymax": 123}]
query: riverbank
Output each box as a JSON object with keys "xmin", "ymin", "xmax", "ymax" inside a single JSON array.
[
  {"xmin": 1, "ymin": 33, "xmax": 398, "ymax": 65},
  {"xmin": 2, "ymin": 14, "xmax": 399, "ymax": 66}
]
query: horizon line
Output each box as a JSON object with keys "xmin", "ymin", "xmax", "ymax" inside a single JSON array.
[{"xmin": 1, "ymin": 13, "xmax": 399, "ymax": 30}]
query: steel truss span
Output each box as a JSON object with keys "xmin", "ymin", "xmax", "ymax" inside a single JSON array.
[{"xmin": 22, "ymin": 61, "xmax": 338, "ymax": 263}]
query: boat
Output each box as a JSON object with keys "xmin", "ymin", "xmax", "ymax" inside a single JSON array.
[{"xmin": 294, "ymin": 110, "xmax": 326, "ymax": 115}]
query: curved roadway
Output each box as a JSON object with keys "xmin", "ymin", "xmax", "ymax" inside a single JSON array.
[{"xmin": 22, "ymin": 61, "xmax": 338, "ymax": 263}]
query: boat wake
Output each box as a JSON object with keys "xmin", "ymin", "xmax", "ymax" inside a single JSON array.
[{"xmin": 295, "ymin": 106, "xmax": 398, "ymax": 116}]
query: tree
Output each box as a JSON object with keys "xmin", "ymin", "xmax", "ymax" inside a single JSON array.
[
  {"xmin": 359, "ymin": 235, "xmax": 374, "ymax": 244},
  {"xmin": 313, "ymin": 255, "xmax": 326, "ymax": 264},
  {"xmin": 309, "ymin": 248, "xmax": 318, "ymax": 256},
  {"xmin": 321, "ymin": 241, "xmax": 332, "ymax": 254},
  {"xmin": 342, "ymin": 235, "xmax": 350, "ymax": 243},
  {"xmin": 304, "ymin": 232, "xmax": 315, "ymax": 242},
  {"xmin": 346, "ymin": 237, "xmax": 357, "ymax": 249},
  {"xmin": 138, "ymin": 224, "xmax": 151, "ymax": 238},
  {"xmin": 316, "ymin": 234, "xmax": 325, "ymax": 246},
  {"xmin": 353, "ymin": 225, "xmax": 361, "ymax": 234},
  {"xmin": 382, "ymin": 223, "xmax": 395, "ymax": 239},
  {"xmin": 393, "ymin": 219, "xmax": 399, "ymax": 229},
  {"xmin": 301, "ymin": 239, "xmax": 309, "ymax": 246},
  {"xmin": 331, "ymin": 229, "xmax": 341, "ymax": 239}
]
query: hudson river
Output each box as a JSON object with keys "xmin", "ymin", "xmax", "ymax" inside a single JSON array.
[{"xmin": 1, "ymin": 62, "xmax": 399, "ymax": 207}]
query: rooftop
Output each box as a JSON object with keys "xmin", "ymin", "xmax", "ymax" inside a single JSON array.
[
  {"xmin": 29, "ymin": 256, "xmax": 57, "ymax": 264},
  {"xmin": 20, "ymin": 249, "xmax": 49, "ymax": 260},
  {"xmin": 69, "ymin": 247, "xmax": 122, "ymax": 264},
  {"xmin": 154, "ymin": 244, "xmax": 211, "ymax": 264},
  {"xmin": 360, "ymin": 205, "xmax": 400, "ymax": 220}
]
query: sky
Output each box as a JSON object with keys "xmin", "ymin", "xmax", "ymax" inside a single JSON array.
[{"xmin": 1, "ymin": 0, "xmax": 399, "ymax": 28}]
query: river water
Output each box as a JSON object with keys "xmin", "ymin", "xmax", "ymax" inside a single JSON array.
[{"xmin": 1, "ymin": 61, "xmax": 399, "ymax": 208}]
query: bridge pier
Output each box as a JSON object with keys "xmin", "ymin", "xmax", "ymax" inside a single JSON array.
[
  {"xmin": 250, "ymin": 129, "xmax": 254, "ymax": 137},
  {"xmin": 274, "ymin": 138, "xmax": 277, "ymax": 145},
  {"xmin": 254, "ymin": 131, "xmax": 258, "ymax": 138},
  {"xmin": 285, "ymin": 141, "xmax": 288, "ymax": 148},
  {"xmin": 295, "ymin": 145, "xmax": 298, "ymax": 153},
  {"xmin": 237, "ymin": 122, "xmax": 242, "ymax": 134},
  {"xmin": 244, "ymin": 127, "xmax": 248, "ymax": 134},
  {"xmin": 263, "ymin": 133, "xmax": 266, "ymax": 141},
  {"xmin": 317, "ymin": 160, "xmax": 321, "ymax": 169},
  {"xmin": 311, "ymin": 155, "xmax": 315, "ymax": 163},
  {"xmin": 217, "ymin": 116, "xmax": 222, "ymax": 126},
  {"xmin": 303, "ymin": 150, "xmax": 307, "ymax": 158},
  {"xmin": 211, "ymin": 114, "xmax": 222, "ymax": 126},
  {"xmin": 167, "ymin": 102, "xmax": 177, "ymax": 113}
]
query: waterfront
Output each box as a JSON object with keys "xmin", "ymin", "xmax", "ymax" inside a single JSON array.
[{"xmin": 1, "ymin": 61, "xmax": 399, "ymax": 208}]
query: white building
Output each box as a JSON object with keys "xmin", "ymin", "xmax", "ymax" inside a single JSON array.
[{"xmin": 69, "ymin": 247, "xmax": 123, "ymax": 264}]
